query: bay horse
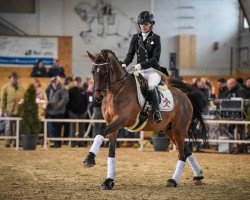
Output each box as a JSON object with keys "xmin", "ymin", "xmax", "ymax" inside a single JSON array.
[{"xmin": 84, "ymin": 49, "xmax": 207, "ymax": 190}]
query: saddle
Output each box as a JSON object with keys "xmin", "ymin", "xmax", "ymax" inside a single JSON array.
[{"xmin": 125, "ymin": 74, "xmax": 174, "ymax": 132}]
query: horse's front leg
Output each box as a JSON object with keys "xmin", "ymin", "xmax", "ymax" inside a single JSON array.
[
  {"xmin": 83, "ymin": 120, "xmax": 122, "ymax": 167},
  {"xmin": 166, "ymin": 133, "xmax": 186, "ymax": 187},
  {"xmin": 101, "ymin": 132, "xmax": 118, "ymax": 190}
]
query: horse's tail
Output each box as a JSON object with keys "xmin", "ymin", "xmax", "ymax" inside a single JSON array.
[{"xmin": 169, "ymin": 78, "xmax": 207, "ymax": 142}]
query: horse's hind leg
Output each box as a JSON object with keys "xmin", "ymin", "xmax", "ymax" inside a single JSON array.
[
  {"xmin": 185, "ymin": 144, "xmax": 204, "ymax": 185},
  {"xmin": 101, "ymin": 133, "xmax": 117, "ymax": 190}
]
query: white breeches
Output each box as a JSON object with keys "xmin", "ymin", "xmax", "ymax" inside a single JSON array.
[{"xmin": 139, "ymin": 68, "xmax": 161, "ymax": 90}]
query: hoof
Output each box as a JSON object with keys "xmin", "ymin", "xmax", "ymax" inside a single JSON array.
[
  {"xmin": 101, "ymin": 178, "xmax": 115, "ymax": 190},
  {"xmin": 166, "ymin": 179, "xmax": 177, "ymax": 187},
  {"xmin": 83, "ymin": 152, "xmax": 96, "ymax": 167},
  {"xmin": 193, "ymin": 176, "xmax": 204, "ymax": 185}
]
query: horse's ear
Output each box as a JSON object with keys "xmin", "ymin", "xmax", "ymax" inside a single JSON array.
[
  {"xmin": 102, "ymin": 50, "xmax": 109, "ymax": 61},
  {"xmin": 87, "ymin": 51, "xmax": 95, "ymax": 62}
]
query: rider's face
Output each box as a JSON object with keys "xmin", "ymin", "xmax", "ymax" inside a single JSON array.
[{"xmin": 139, "ymin": 23, "xmax": 152, "ymax": 33}]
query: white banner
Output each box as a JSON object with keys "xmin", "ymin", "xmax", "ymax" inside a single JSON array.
[{"xmin": 0, "ymin": 36, "xmax": 58, "ymax": 66}]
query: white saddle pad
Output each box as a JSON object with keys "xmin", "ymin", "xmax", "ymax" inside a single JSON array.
[{"xmin": 135, "ymin": 77, "xmax": 174, "ymax": 112}]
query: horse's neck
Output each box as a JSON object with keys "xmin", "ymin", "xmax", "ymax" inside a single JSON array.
[{"xmin": 110, "ymin": 56, "xmax": 126, "ymax": 82}]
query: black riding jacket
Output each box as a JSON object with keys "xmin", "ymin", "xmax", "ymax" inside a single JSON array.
[{"xmin": 123, "ymin": 31, "xmax": 161, "ymax": 70}]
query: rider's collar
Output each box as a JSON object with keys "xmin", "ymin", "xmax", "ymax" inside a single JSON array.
[
  {"xmin": 142, "ymin": 32, "xmax": 150, "ymax": 41},
  {"xmin": 138, "ymin": 31, "xmax": 153, "ymax": 40}
]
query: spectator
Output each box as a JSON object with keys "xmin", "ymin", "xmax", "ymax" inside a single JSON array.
[
  {"xmin": 48, "ymin": 59, "xmax": 65, "ymax": 78},
  {"xmin": 83, "ymin": 76, "xmax": 94, "ymax": 100},
  {"xmin": 193, "ymin": 77, "xmax": 210, "ymax": 108},
  {"xmin": 68, "ymin": 77, "xmax": 89, "ymax": 147},
  {"xmin": 64, "ymin": 77, "xmax": 74, "ymax": 90},
  {"xmin": 62, "ymin": 77, "xmax": 74, "ymax": 142},
  {"xmin": 217, "ymin": 78, "xmax": 228, "ymax": 99},
  {"xmin": 226, "ymin": 78, "xmax": 248, "ymax": 99},
  {"xmin": 236, "ymin": 77, "xmax": 244, "ymax": 87},
  {"xmin": 213, "ymin": 78, "xmax": 229, "ymax": 136},
  {"xmin": 243, "ymin": 77, "xmax": 250, "ymax": 98},
  {"xmin": 226, "ymin": 78, "xmax": 248, "ymax": 153},
  {"xmin": 0, "ymin": 72, "xmax": 25, "ymax": 147},
  {"xmin": 33, "ymin": 79, "xmax": 47, "ymax": 121},
  {"xmin": 192, "ymin": 77, "xmax": 210, "ymax": 152},
  {"xmin": 31, "ymin": 60, "xmax": 47, "ymax": 77},
  {"xmin": 46, "ymin": 76, "xmax": 69, "ymax": 148}
]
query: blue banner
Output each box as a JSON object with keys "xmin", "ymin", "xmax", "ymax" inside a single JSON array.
[{"xmin": 0, "ymin": 56, "xmax": 54, "ymax": 66}]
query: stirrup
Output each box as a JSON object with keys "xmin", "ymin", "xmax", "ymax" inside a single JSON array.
[{"xmin": 153, "ymin": 110, "xmax": 162, "ymax": 123}]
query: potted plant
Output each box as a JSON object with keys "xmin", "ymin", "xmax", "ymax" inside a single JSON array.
[
  {"xmin": 152, "ymin": 130, "xmax": 169, "ymax": 151},
  {"xmin": 20, "ymin": 84, "xmax": 41, "ymax": 150}
]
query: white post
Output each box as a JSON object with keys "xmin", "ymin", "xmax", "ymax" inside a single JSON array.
[
  {"xmin": 16, "ymin": 119, "xmax": 20, "ymax": 150},
  {"xmin": 43, "ymin": 120, "xmax": 47, "ymax": 149}
]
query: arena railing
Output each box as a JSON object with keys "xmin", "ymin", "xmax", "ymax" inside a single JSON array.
[
  {"xmin": 0, "ymin": 117, "xmax": 22, "ymax": 150},
  {"xmin": 42, "ymin": 118, "xmax": 145, "ymax": 151},
  {"xmin": 1, "ymin": 117, "xmax": 250, "ymax": 150}
]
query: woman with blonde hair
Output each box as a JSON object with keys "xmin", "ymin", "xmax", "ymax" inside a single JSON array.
[{"xmin": 33, "ymin": 78, "xmax": 47, "ymax": 120}]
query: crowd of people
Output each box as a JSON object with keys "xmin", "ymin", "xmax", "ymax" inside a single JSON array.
[
  {"xmin": 0, "ymin": 70, "xmax": 139, "ymax": 148},
  {"xmin": 189, "ymin": 76, "xmax": 249, "ymax": 153},
  {"xmin": 31, "ymin": 59, "xmax": 66, "ymax": 78}
]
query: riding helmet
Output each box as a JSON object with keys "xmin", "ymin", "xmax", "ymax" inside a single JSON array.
[{"xmin": 137, "ymin": 11, "xmax": 155, "ymax": 25}]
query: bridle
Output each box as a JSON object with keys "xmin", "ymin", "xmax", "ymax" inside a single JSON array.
[{"xmin": 92, "ymin": 57, "xmax": 129, "ymax": 95}]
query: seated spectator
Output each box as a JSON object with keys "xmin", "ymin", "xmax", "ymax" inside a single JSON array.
[
  {"xmin": 31, "ymin": 60, "xmax": 47, "ymax": 77},
  {"xmin": 47, "ymin": 59, "xmax": 65, "ymax": 78}
]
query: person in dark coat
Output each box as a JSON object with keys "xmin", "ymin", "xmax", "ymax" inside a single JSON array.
[
  {"xmin": 31, "ymin": 60, "xmax": 47, "ymax": 77},
  {"xmin": 46, "ymin": 76, "xmax": 69, "ymax": 148},
  {"xmin": 47, "ymin": 59, "xmax": 65, "ymax": 78},
  {"xmin": 68, "ymin": 77, "xmax": 89, "ymax": 147},
  {"xmin": 226, "ymin": 78, "xmax": 248, "ymax": 153},
  {"xmin": 122, "ymin": 11, "xmax": 164, "ymax": 123},
  {"xmin": 217, "ymin": 78, "xmax": 229, "ymax": 99}
]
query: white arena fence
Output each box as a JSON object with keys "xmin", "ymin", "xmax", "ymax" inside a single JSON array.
[{"xmin": 0, "ymin": 117, "xmax": 250, "ymax": 150}]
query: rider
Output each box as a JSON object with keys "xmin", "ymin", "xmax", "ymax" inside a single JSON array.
[{"xmin": 122, "ymin": 11, "xmax": 162, "ymax": 123}]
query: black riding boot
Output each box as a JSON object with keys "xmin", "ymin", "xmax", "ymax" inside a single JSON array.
[{"xmin": 148, "ymin": 88, "xmax": 162, "ymax": 123}]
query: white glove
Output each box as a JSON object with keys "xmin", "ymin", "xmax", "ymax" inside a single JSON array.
[
  {"xmin": 133, "ymin": 71, "xmax": 140, "ymax": 77},
  {"xmin": 122, "ymin": 64, "xmax": 127, "ymax": 68},
  {"xmin": 135, "ymin": 64, "xmax": 141, "ymax": 71}
]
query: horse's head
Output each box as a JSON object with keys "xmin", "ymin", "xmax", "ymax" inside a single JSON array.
[{"xmin": 87, "ymin": 50, "xmax": 111, "ymax": 102}]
